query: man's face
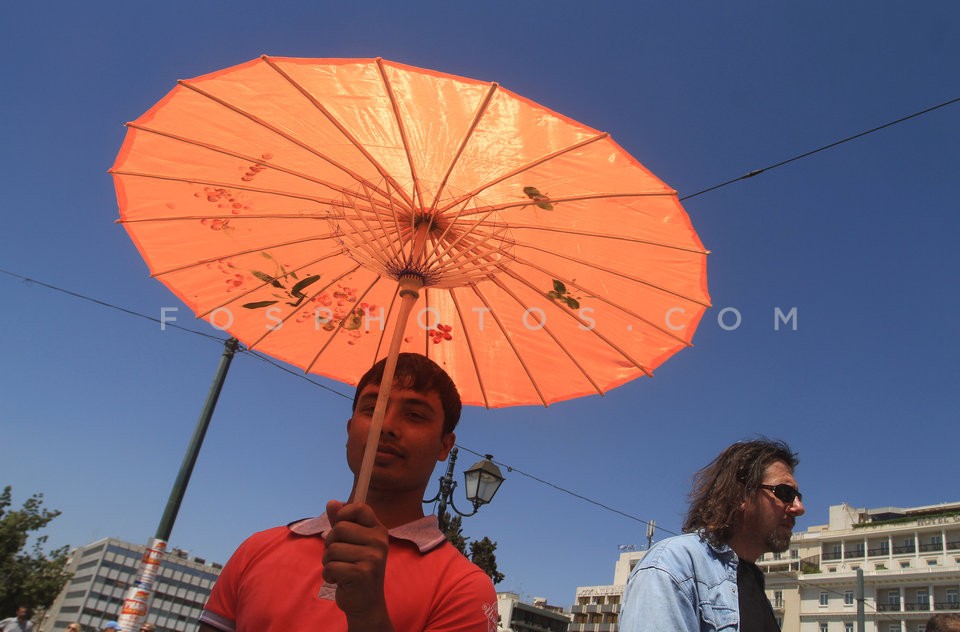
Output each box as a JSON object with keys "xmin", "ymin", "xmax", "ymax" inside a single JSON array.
[
  {"xmin": 346, "ymin": 383, "xmax": 454, "ymax": 495},
  {"xmin": 16, "ymin": 608, "xmax": 27, "ymax": 620},
  {"xmin": 739, "ymin": 460, "xmax": 805, "ymax": 555}
]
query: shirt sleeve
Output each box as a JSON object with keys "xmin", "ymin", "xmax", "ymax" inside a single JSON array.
[
  {"xmin": 424, "ymin": 568, "xmax": 499, "ymax": 632},
  {"xmin": 199, "ymin": 538, "xmax": 250, "ymax": 632},
  {"xmin": 620, "ymin": 563, "xmax": 701, "ymax": 632}
]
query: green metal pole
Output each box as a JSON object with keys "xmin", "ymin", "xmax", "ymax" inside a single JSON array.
[
  {"xmin": 156, "ymin": 337, "xmax": 238, "ymax": 540},
  {"xmin": 118, "ymin": 338, "xmax": 239, "ymax": 631}
]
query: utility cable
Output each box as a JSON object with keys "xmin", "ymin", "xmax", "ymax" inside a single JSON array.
[{"xmin": 680, "ymin": 96, "xmax": 960, "ymax": 201}]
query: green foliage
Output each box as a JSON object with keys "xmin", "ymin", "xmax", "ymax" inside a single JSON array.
[
  {"xmin": 468, "ymin": 537, "xmax": 505, "ymax": 585},
  {"xmin": 441, "ymin": 512, "xmax": 504, "ymax": 585},
  {"xmin": 0, "ymin": 486, "xmax": 72, "ymax": 617}
]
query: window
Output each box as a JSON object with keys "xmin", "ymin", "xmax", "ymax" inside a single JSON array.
[
  {"xmin": 844, "ymin": 591, "xmax": 854, "ymax": 606},
  {"xmin": 900, "ymin": 560, "xmax": 910, "ymax": 568},
  {"xmin": 820, "ymin": 592, "xmax": 829, "ymax": 606},
  {"xmin": 880, "ymin": 540, "xmax": 889, "ymax": 555},
  {"xmin": 845, "ymin": 624, "xmax": 854, "ymax": 632},
  {"xmin": 820, "ymin": 624, "xmax": 828, "ymax": 632},
  {"xmin": 791, "ymin": 549, "xmax": 798, "ymax": 559},
  {"xmin": 918, "ymin": 590, "xmax": 929, "ymax": 607},
  {"xmin": 946, "ymin": 588, "xmax": 959, "ymax": 605},
  {"xmin": 774, "ymin": 591, "xmax": 783, "ymax": 608},
  {"xmin": 928, "ymin": 559, "xmax": 938, "ymax": 566}
]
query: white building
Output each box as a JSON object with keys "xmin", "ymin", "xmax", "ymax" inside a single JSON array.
[
  {"xmin": 496, "ymin": 592, "xmax": 570, "ymax": 631},
  {"xmin": 570, "ymin": 501, "xmax": 960, "ymax": 632},
  {"xmin": 569, "ymin": 549, "xmax": 646, "ymax": 631},
  {"xmin": 757, "ymin": 501, "xmax": 960, "ymax": 632},
  {"xmin": 43, "ymin": 537, "xmax": 222, "ymax": 632}
]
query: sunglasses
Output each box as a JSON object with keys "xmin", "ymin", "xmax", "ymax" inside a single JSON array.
[{"xmin": 759, "ymin": 483, "xmax": 803, "ymax": 504}]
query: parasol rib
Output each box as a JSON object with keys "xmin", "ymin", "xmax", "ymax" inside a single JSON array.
[
  {"xmin": 122, "ymin": 123, "xmax": 372, "ymax": 200},
  {"xmin": 454, "ymin": 191, "xmax": 676, "ymax": 219},
  {"xmin": 436, "ymin": 132, "xmax": 609, "ymax": 215},
  {"xmin": 356, "ymin": 180, "xmax": 404, "ymax": 264},
  {"xmin": 147, "ymin": 235, "xmax": 342, "ymax": 279},
  {"xmin": 446, "ymin": 287, "xmax": 491, "ymax": 408},
  {"xmin": 427, "ymin": 82, "xmax": 500, "ymax": 216},
  {"xmin": 304, "ymin": 274, "xmax": 384, "ymax": 374},
  {"xmin": 111, "ymin": 169, "xmax": 351, "ymax": 211},
  {"xmin": 335, "ymin": 184, "xmax": 403, "ymax": 269},
  {"xmin": 498, "ymin": 224, "xmax": 709, "ymax": 255},
  {"xmin": 503, "ymin": 256, "xmax": 694, "ymax": 348},
  {"xmin": 511, "ymin": 241, "xmax": 712, "ymax": 308},
  {"xmin": 468, "ymin": 284, "xmax": 547, "ymax": 406},
  {"xmin": 176, "ymin": 79, "xmax": 401, "ymax": 206},
  {"xmin": 496, "ymin": 266, "xmax": 655, "ymax": 377},
  {"xmin": 422, "ymin": 224, "xmax": 511, "ymax": 283},
  {"xmin": 487, "ymin": 276, "xmax": 604, "ymax": 397},
  {"xmin": 243, "ymin": 263, "xmax": 368, "ymax": 350},
  {"xmin": 198, "ymin": 256, "xmax": 359, "ymax": 321},
  {"xmin": 118, "ymin": 213, "xmax": 339, "ymax": 224},
  {"xmin": 260, "ymin": 55, "xmax": 415, "ymax": 210},
  {"xmin": 376, "ymin": 58, "xmax": 425, "ymax": 219}
]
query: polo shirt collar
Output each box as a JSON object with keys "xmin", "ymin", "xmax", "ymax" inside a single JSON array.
[{"xmin": 288, "ymin": 513, "xmax": 446, "ymax": 553}]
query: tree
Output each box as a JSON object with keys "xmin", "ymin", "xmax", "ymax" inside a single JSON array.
[
  {"xmin": 441, "ymin": 512, "xmax": 504, "ymax": 585},
  {"xmin": 0, "ymin": 486, "xmax": 72, "ymax": 617},
  {"xmin": 468, "ymin": 537, "xmax": 505, "ymax": 585}
]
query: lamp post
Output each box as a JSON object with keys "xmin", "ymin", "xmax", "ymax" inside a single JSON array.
[{"xmin": 425, "ymin": 448, "xmax": 505, "ymax": 531}]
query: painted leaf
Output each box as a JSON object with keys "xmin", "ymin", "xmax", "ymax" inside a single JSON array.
[
  {"xmin": 252, "ymin": 270, "xmax": 284, "ymax": 288},
  {"xmin": 291, "ymin": 274, "xmax": 321, "ymax": 297},
  {"xmin": 553, "ymin": 280, "xmax": 567, "ymax": 294},
  {"xmin": 242, "ymin": 300, "xmax": 278, "ymax": 309}
]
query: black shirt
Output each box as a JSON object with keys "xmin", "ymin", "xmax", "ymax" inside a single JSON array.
[{"xmin": 737, "ymin": 559, "xmax": 780, "ymax": 631}]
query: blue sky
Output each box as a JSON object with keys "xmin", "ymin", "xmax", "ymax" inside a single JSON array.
[{"xmin": 2, "ymin": 1, "xmax": 958, "ymax": 607}]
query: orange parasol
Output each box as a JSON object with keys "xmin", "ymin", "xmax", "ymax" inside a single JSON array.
[{"xmin": 112, "ymin": 56, "xmax": 710, "ymax": 500}]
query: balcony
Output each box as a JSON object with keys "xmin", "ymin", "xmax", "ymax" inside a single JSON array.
[
  {"xmin": 904, "ymin": 602, "xmax": 931, "ymax": 612},
  {"xmin": 867, "ymin": 547, "xmax": 889, "ymax": 557},
  {"xmin": 568, "ymin": 625, "xmax": 616, "ymax": 632},
  {"xmin": 935, "ymin": 602, "xmax": 960, "ymax": 611},
  {"xmin": 823, "ymin": 551, "xmax": 842, "ymax": 561},
  {"xmin": 920, "ymin": 542, "xmax": 944, "ymax": 553},
  {"xmin": 948, "ymin": 540, "xmax": 960, "ymax": 551},
  {"xmin": 877, "ymin": 603, "xmax": 901, "ymax": 612},
  {"xmin": 893, "ymin": 544, "xmax": 916, "ymax": 554},
  {"xmin": 844, "ymin": 549, "xmax": 865, "ymax": 559}
]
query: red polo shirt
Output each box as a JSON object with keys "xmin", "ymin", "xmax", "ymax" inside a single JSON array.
[{"xmin": 200, "ymin": 514, "xmax": 497, "ymax": 631}]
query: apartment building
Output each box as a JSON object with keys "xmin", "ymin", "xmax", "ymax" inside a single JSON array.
[
  {"xmin": 569, "ymin": 549, "xmax": 646, "ymax": 631},
  {"xmin": 757, "ymin": 501, "xmax": 960, "ymax": 632},
  {"xmin": 42, "ymin": 537, "xmax": 222, "ymax": 632},
  {"xmin": 496, "ymin": 592, "xmax": 570, "ymax": 631},
  {"xmin": 571, "ymin": 501, "xmax": 960, "ymax": 632}
]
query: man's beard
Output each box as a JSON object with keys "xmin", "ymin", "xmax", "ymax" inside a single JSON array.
[{"xmin": 765, "ymin": 526, "xmax": 793, "ymax": 553}]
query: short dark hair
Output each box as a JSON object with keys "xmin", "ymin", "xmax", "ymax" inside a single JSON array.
[
  {"xmin": 353, "ymin": 353, "xmax": 462, "ymax": 434},
  {"xmin": 683, "ymin": 438, "xmax": 799, "ymax": 545},
  {"xmin": 928, "ymin": 614, "xmax": 960, "ymax": 632}
]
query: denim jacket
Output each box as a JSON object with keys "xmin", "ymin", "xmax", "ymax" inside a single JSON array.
[{"xmin": 620, "ymin": 532, "xmax": 740, "ymax": 632}]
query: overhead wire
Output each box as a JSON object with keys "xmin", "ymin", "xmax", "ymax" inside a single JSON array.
[
  {"xmin": 3, "ymin": 92, "xmax": 958, "ymax": 553},
  {"xmin": 680, "ymin": 96, "xmax": 960, "ymax": 201}
]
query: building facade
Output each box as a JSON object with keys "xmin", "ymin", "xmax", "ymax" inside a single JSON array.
[
  {"xmin": 570, "ymin": 501, "xmax": 960, "ymax": 632},
  {"xmin": 496, "ymin": 592, "xmax": 570, "ymax": 631},
  {"xmin": 569, "ymin": 549, "xmax": 646, "ymax": 631},
  {"xmin": 757, "ymin": 501, "xmax": 960, "ymax": 632},
  {"xmin": 42, "ymin": 537, "xmax": 221, "ymax": 632}
]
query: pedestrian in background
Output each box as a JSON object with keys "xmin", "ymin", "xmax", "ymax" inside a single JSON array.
[
  {"xmin": 0, "ymin": 607, "xmax": 33, "ymax": 632},
  {"xmin": 621, "ymin": 438, "xmax": 805, "ymax": 632}
]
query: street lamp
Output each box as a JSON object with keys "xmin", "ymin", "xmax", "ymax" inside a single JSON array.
[{"xmin": 425, "ymin": 448, "xmax": 505, "ymax": 530}]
